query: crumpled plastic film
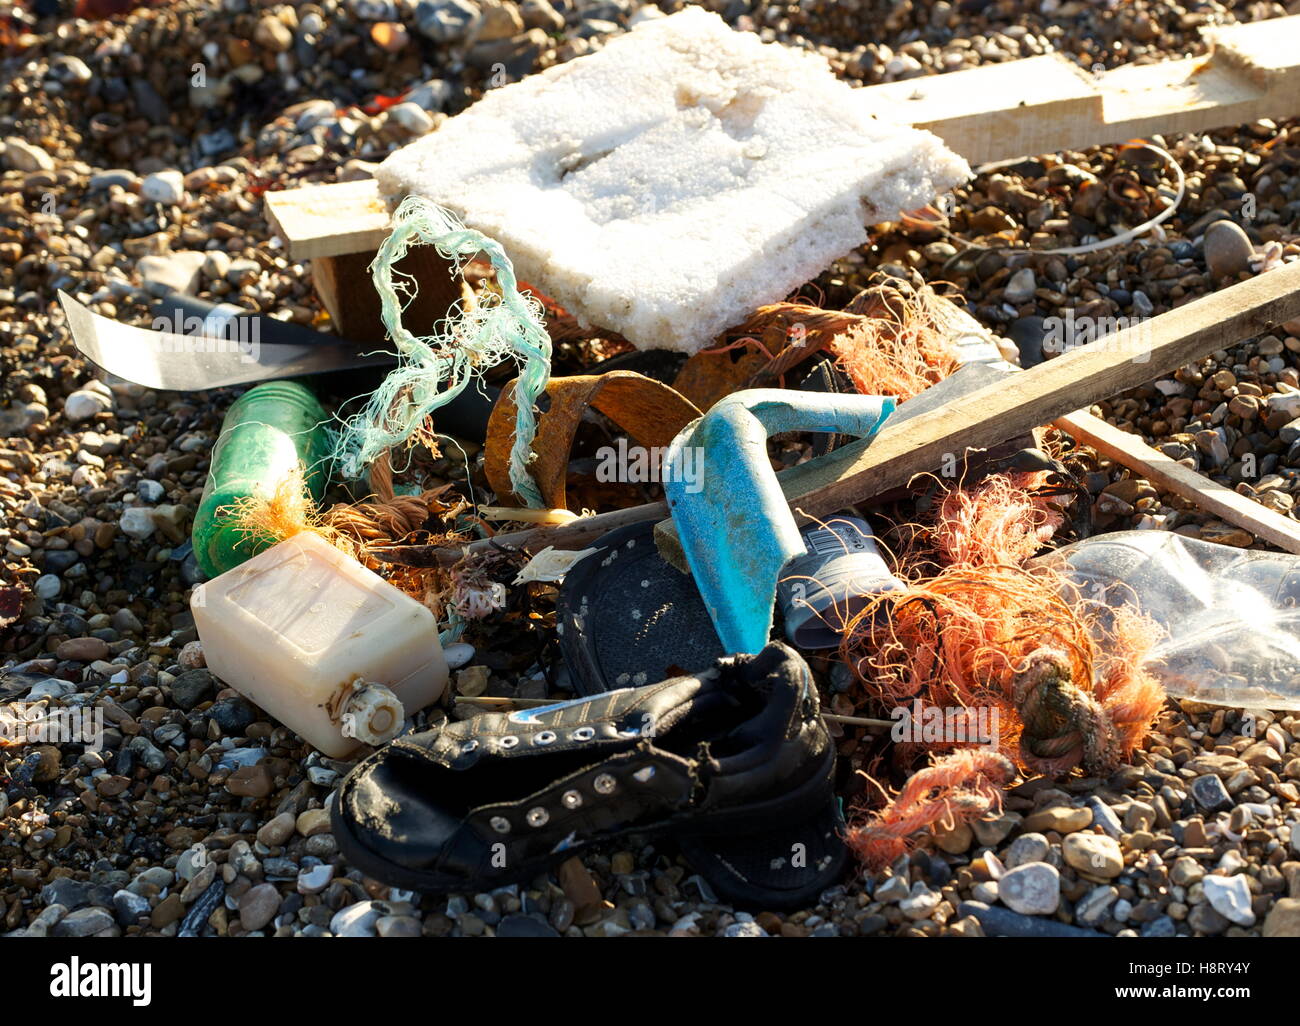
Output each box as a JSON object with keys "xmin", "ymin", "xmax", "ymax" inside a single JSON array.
[{"xmin": 1038, "ymin": 530, "xmax": 1300, "ymax": 710}]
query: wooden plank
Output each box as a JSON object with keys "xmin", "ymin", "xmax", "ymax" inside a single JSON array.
[
  {"xmin": 264, "ymin": 178, "xmax": 460, "ymax": 342},
  {"xmin": 375, "ymin": 260, "xmax": 1300, "ymax": 566},
  {"xmin": 1054, "ymin": 409, "xmax": 1300, "ymax": 554},
  {"xmin": 372, "ymin": 501, "xmax": 669, "ymax": 567},
  {"xmin": 858, "ymin": 55, "xmax": 1104, "ymax": 167},
  {"xmin": 310, "ymin": 247, "xmax": 462, "ymax": 344},
  {"xmin": 264, "ymin": 179, "xmax": 394, "ymax": 261},
  {"xmin": 1203, "ymin": 17, "xmax": 1300, "ymax": 86},
  {"xmin": 925, "ymin": 293, "xmax": 1300, "ymax": 550},
  {"xmin": 1098, "ymin": 59, "xmax": 1273, "ymax": 143},
  {"xmin": 863, "ymin": 15, "xmax": 1300, "ymax": 165},
  {"xmin": 923, "ymin": 292, "xmax": 1300, "ymax": 551}
]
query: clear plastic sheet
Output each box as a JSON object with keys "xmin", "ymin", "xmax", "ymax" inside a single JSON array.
[{"xmin": 1035, "ymin": 530, "xmax": 1300, "ymax": 710}]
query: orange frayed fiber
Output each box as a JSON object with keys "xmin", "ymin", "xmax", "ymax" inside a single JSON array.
[
  {"xmin": 721, "ymin": 281, "xmax": 962, "ymax": 400},
  {"xmin": 827, "ymin": 284, "xmax": 962, "ymax": 401},
  {"xmin": 222, "ymin": 461, "xmax": 459, "ymax": 566},
  {"xmin": 930, "ymin": 469, "xmax": 1068, "ymax": 569},
  {"xmin": 841, "ymin": 470, "xmax": 1165, "ymax": 867},
  {"xmin": 847, "ymin": 749, "xmax": 1016, "ymax": 871},
  {"xmin": 221, "ymin": 462, "xmax": 360, "ymax": 563},
  {"xmin": 844, "ymin": 564, "xmax": 1160, "ymax": 771},
  {"xmin": 843, "ymin": 473, "xmax": 1164, "ymax": 776}
]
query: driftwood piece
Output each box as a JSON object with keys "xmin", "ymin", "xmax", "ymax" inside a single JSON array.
[{"xmin": 1054, "ymin": 410, "xmax": 1300, "ymax": 554}]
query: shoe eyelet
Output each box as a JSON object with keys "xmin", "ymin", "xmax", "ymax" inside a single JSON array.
[
  {"xmin": 561, "ymin": 789, "xmax": 582, "ymax": 809},
  {"xmin": 593, "ymin": 773, "xmax": 616, "ymax": 795},
  {"xmin": 460, "ymin": 739, "xmax": 479, "ymax": 753},
  {"xmin": 571, "ymin": 727, "xmax": 595, "ymax": 742},
  {"xmin": 534, "ymin": 730, "xmax": 557, "ymax": 746},
  {"xmin": 526, "ymin": 807, "xmax": 549, "ymax": 827},
  {"xmin": 499, "ymin": 735, "xmax": 519, "ymax": 749},
  {"xmin": 490, "ymin": 816, "xmax": 511, "ymax": 834},
  {"xmin": 632, "ymin": 766, "xmax": 655, "ymax": 782}
]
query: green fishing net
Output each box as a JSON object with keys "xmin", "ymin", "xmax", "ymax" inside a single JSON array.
[{"xmin": 332, "ymin": 195, "xmax": 552, "ymax": 507}]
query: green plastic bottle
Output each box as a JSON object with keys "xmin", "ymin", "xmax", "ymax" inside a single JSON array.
[{"xmin": 192, "ymin": 381, "xmax": 334, "ymax": 579}]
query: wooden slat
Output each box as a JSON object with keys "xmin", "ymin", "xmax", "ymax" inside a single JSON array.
[
  {"xmin": 1054, "ymin": 410, "xmax": 1300, "ymax": 554},
  {"xmin": 264, "ymin": 179, "xmax": 394, "ymax": 260},
  {"xmin": 776, "ymin": 260, "xmax": 1300, "ymax": 518},
  {"xmin": 862, "ymin": 15, "xmax": 1300, "ymax": 165},
  {"xmin": 922, "ymin": 292, "xmax": 1300, "ymax": 552},
  {"xmin": 1098, "ymin": 60, "xmax": 1273, "ymax": 145},
  {"xmin": 309, "ymin": 246, "xmax": 461, "ymax": 343},
  {"xmin": 371, "ymin": 501, "xmax": 669, "ymax": 567},
  {"xmin": 859, "ymin": 55, "xmax": 1106, "ymax": 166}
]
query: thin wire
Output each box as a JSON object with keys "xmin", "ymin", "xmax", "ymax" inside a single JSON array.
[
  {"xmin": 939, "ymin": 142, "xmax": 1187, "ymax": 260},
  {"xmin": 1040, "ymin": 143, "xmax": 1186, "ymax": 256}
]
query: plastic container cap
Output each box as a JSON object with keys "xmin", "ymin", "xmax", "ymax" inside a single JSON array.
[{"xmin": 344, "ymin": 682, "xmax": 405, "ymax": 747}]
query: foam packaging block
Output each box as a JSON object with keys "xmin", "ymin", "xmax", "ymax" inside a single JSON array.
[
  {"xmin": 377, "ymin": 7, "xmax": 970, "ymax": 354},
  {"xmin": 191, "ymin": 531, "xmax": 448, "ymax": 758}
]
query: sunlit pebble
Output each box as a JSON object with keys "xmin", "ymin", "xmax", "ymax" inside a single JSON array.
[{"xmin": 371, "ymin": 22, "xmax": 409, "ymax": 52}]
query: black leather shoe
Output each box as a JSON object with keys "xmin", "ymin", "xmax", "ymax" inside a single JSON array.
[{"xmin": 331, "ymin": 642, "xmax": 837, "ymax": 894}]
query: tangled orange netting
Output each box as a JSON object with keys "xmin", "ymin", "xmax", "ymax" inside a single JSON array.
[{"xmin": 840, "ymin": 468, "xmax": 1166, "ymax": 870}]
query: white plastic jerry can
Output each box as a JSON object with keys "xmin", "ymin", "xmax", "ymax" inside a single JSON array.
[{"xmin": 190, "ymin": 531, "xmax": 448, "ymax": 758}]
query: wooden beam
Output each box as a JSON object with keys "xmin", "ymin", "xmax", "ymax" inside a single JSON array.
[
  {"xmin": 860, "ymin": 16, "xmax": 1300, "ymax": 165},
  {"xmin": 375, "ymin": 260, "xmax": 1300, "ymax": 566},
  {"xmin": 858, "ymin": 55, "xmax": 1105, "ymax": 166},
  {"xmin": 264, "ymin": 179, "xmax": 460, "ymax": 342},
  {"xmin": 776, "ymin": 260, "xmax": 1300, "ymax": 517},
  {"xmin": 307, "ymin": 246, "xmax": 462, "ymax": 344},
  {"xmin": 928, "ymin": 293, "xmax": 1300, "ymax": 551},
  {"xmin": 372, "ymin": 501, "xmax": 669, "ymax": 567},
  {"xmin": 1054, "ymin": 409, "xmax": 1300, "ymax": 554}
]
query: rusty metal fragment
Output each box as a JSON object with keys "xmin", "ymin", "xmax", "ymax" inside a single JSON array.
[{"xmin": 484, "ymin": 370, "xmax": 700, "ymax": 510}]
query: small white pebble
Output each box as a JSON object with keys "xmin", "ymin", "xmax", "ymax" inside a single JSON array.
[{"xmin": 443, "ymin": 642, "xmax": 475, "ymax": 670}]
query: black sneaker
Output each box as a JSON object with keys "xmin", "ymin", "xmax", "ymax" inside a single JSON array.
[{"xmin": 331, "ymin": 643, "xmax": 837, "ymax": 895}]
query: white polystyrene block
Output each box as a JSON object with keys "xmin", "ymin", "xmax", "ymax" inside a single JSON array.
[
  {"xmin": 376, "ymin": 8, "xmax": 970, "ymax": 354},
  {"xmin": 191, "ymin": 531, "xmax": 447, "ymax": 758}
]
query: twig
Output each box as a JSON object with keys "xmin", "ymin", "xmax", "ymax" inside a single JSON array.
[{"xmin": 823, "ymin": 712, "xmax": 895, "ymax": 728}]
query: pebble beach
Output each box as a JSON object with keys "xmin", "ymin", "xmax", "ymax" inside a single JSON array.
[{"xmin": 3, "ymin": 0, "xmax": 1300, "ymax": 939}]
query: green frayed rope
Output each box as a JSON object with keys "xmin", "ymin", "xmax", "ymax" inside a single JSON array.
[{"xmin": 333, "ymin": 195, "xmax": 551, "ymax": 507}]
